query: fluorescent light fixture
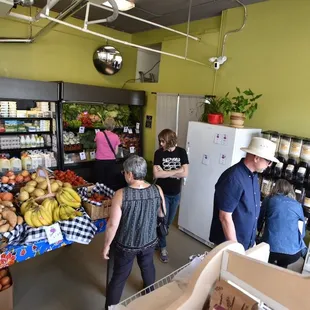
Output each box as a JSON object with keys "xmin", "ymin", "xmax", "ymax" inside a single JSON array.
[{"xmin": 103, "ymin": 0, "xmax": 135, "ymax": 11}]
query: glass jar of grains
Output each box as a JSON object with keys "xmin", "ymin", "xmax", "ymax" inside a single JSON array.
[
  {"xmin": 301, "ymin": 139, "xmax": 310, "ymax": 162},
  {"xmin": 270, "ymin": 132, "xmax": 280, "ymax": 154},
  {"xmin": 289, "ymin": 136, "xmax": 303, "ymax": 159},
  {"xmin": 278, "ymin": 135, "xmax": 291, "ymax": 157}
]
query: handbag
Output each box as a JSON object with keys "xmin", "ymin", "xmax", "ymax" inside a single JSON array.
[{"xmin": 155, "ymin": 185, "xmax": 168, "ymax": 238}]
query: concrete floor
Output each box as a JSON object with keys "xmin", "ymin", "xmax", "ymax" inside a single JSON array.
[{"xmin": 10, "ymin": 225, "xmax": 208, "ymax": 310}]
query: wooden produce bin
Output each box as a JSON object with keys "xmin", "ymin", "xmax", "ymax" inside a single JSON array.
[{"xmin": 83, "ymin": 199, "xmax": 112, "ymax": 220}]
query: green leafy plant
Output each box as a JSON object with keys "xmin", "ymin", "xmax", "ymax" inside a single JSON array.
[
  {"xmin": 200, "ymin": 96, "xmax": 225, "ymax": 122},
  {"xmin": 221, "ymin": 88, "xmax": 262, "ymax": 119}
]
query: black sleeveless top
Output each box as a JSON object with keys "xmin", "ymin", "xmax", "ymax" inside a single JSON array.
[{"xmin": 115, "ymin": 185, "xmax": 161, "ymax": 252}]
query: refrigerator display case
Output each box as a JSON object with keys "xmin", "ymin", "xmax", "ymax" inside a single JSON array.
[
  {"xmin": 178, "ymin": 122, "xmax": 261, "ymax": 247},
  {"xmin": 0, "ymin": 77, "xmax": 60, "ymax": 172},
  {"xmin": 58, "ymin": 82, "xmax": 145, "ymax": 184}
]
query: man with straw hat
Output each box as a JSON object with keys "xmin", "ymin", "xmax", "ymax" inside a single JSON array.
[{"xmin": 210, "ymin": 137, "xmax": 279, "ymax": 250}]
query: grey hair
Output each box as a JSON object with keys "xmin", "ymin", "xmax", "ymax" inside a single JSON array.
[
  {"xmin": 104, "ymin": 117, "xmax": 116, "ymax": 131},
  {"xmin": 270, "ymin": 179, "xmax": 296, "ymax": 200},
  {"xmin": 123, "ymin": 155, "xmax": 147, "ymax": 180}
]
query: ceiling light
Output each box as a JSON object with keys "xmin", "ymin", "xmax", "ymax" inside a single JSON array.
[{"xmin": 103, "ymin": 0, "xmax": 135, "ymax": 11}]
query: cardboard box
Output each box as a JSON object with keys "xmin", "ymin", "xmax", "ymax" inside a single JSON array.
[
  {"xmin": 207, "ymin": 280, "xmax": 258, "ymax": 310},
  {"xmin": 0, "ymin": 268, "xmax": 13, "ymax": 310}
]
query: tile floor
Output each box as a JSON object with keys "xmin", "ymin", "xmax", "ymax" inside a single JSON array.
[{"xmin": 10, "ymin": 225, "xmax": 208, "ymax": 310}]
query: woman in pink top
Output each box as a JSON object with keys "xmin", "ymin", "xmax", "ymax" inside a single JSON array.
[{"xmin": 94, "ymin": 118, "xmax": 123, "ymax": 189}]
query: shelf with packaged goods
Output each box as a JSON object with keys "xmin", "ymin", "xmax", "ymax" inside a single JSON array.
[
  {"xmin": 0, "ymin": 131, "xmax": 52, "ymax": 135},
  {"xmin": 0, "ymin": 146, "xmax": 52, "ymax": 152},
  {"xmin": 0, "ymin": 117, "xmax": 53, "ymax": 121}
]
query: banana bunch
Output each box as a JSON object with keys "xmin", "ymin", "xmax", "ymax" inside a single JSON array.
[
  {"xmin": 56, "ymin": 188, "xmax": 81, "ymax": 208},
  {"xmin": 53, "ymin": 205, "xmax": 83, "ymax": 221},
  {"xmin": 23, "ymin": 198, "xmax": 57, "ymax": 228}
]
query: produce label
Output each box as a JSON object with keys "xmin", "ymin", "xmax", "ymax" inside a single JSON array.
[
  {"xmin": 129, "ymin": 146, "xmax": 135, "ymax": 154},
  {"xmin": 90, "ymin": 151, "xmax": 96, "ymax": 159},
  {"xmin": 123, "ymin": 127, "xmax": 128, "ymax": 133},
  {"xmin": 79, "ymin": 152, "xmax": 86, "ymax": 161},
  {"xmin": 79, "ymin": 126, "xmax": 85, "ymax": 134},
  {"xmin": 128, "ymin": 128, "xmax": 133, "ymax": 134},
  {"xmin": 136, "ymin": 123, "xmax": 140, "ymax": 130},
  {"xmin": 44, "ymin": 223, "xmax": 63, "ymax": 245},
  {"xmin": 135, "ymin": 129, "xmax": 140, "ymax": 134}
]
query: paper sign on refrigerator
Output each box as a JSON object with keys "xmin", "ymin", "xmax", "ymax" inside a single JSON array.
[
  {"xmin": 202, "ymin": 154, "xmax": 210, "ymax": 165},
  {"xmin": 214, "ymin": 134, "xmax": 221, "ymax": 144},
  {"xmin": 219, "ymin": 154, "xmax": 227, "ymax": 165}
]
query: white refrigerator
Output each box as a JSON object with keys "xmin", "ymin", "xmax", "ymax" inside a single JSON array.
[{"xmin": 178, "ymin": 122, "xmax": 261, "ymax": 247}]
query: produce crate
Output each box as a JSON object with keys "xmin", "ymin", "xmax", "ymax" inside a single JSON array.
[
  {"xmin": 78, "ymin": 183, "xmax": 114, "ymax": 220},
  {"xmin": 0, "ymin": 268, "xmax": 13, "ymax": 310}
]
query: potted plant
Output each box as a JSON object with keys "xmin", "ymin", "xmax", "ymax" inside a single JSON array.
[
  {"xmin": 222, "ymin": 88, "xmax": 262, "ymax": 128},
  {"xmin": 200, "ymin": 96, "xmax": 225, "ymax": 125}
]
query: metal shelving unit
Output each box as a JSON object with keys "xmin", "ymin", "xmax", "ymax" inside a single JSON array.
[
  {"xmin": 0, "ymin": 77, "xmax": 60, "ymax": 169},
  {"xmin": 0, "ymin": 131, "xmax": 52, "ymax": 135},
  {"xmin": 0, "ymin": 146, "xmax": 52, "ymax": 152},
  {"xmin": 0, "ymin": 117, "xmax": 53, "ymax": 121}
]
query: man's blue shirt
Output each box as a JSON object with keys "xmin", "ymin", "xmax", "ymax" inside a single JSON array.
[{"xmin": 210, "ymin": 159, "xmax": 261, "ymax": 250}]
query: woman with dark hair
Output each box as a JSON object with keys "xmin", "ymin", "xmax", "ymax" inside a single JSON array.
[
  {"xmin": 153, "ymin": 129, "xmax": 189, "ymax": 263},
  {"xmin": 258, "ymin": 179, "xmax": 306, "ymax": 268}
]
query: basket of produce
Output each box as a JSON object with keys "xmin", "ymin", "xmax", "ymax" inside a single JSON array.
[
  {"xmin": 78, "ymin": 183, "xmax": 114, "ymax": 220},
  {"xmin": 53, "ymin": 169, "xmax": 90, "ymax": 188},
  {"xmin": 0, "ymin": 193, "xmax": 23, "ymax": 236}
]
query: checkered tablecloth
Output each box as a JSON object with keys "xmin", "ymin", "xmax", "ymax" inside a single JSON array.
[
  {"xmin": 78, "ymin": 182, "xmax": 115, "ymax": 206},
  {"xmin": 3, "ymin": 209, "xmax": 97, "ymax": 245},
  {"xmin": 0, "ymin": 183, "xmax": 14, "ymax": 192}
]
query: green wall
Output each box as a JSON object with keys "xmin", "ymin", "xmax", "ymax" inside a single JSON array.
[
  {"xmin": 0, "ymin": 7, "xmax": 137, "ymax": 87},
  {"xmin": 216, "ymin": 0, "xmax": 310, "ymax": 136},
  {"xmin": 1, "ymin": 0, "xmax": 309, "ymax": 162},
  {"xmin": 130, "ymin": 17, "xmax": 221, "ymax": 160}
]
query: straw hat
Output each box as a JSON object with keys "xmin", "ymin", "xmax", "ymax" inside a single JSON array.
[{"xmin": 241, "ymin": 137, "xmax": 279, "ymax": 163}]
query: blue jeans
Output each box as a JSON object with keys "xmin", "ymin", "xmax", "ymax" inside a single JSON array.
[{"xmin": 158, "ymin": 193, "xmax": 181, "ymax": 248}]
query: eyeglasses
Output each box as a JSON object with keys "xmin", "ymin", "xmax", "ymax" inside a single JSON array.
[{"xmin": 263, "ymin": 158, "xmax": 272, "ymax": 165}]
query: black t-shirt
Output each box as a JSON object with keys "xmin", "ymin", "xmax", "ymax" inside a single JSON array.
[{"xmin": 154, "ymin": 146, "xmax": 189, "ymax": 196}]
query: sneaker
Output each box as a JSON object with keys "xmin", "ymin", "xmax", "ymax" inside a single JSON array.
[{"xmin": 160, "ymin": 248, "xmax": 169, "ymax": 263}]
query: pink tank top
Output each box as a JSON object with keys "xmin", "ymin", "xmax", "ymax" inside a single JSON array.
[{"xmin": 95, "ymin": 131, "xmax": 120, "ymax": 160}]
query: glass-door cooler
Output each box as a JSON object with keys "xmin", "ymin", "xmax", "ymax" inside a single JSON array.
[{"xmin": 0, "ymin": 78, "xmax": 60, "ymax": 175}]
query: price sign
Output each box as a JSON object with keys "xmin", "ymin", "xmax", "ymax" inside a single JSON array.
[
  {"xmin": 90, "ymin": 151, "xmax": 96, "ymax": 159},
  {"xmin": 130, "ymin": 146, "xmax": 135, "ymax": 154},
  {"xmin": 128, "ymin": 128, "xmax": 133, "ymax": 134},
  {"xmin": 95, "ymin": 129, "xmax": 100, "ymax": 134},
  {"xmin": 79, "ymin": 126, "xmax": 85, "ymax": 134},
  {"xmin": 135, "ymin": 129, "xmax": 140, "ymax": 134},
  {"xmin": 136, "ymin": 122, "xmax": 140, "ymax": 130},
  {"xmin": 79, "ymin": 152, "xmax": 86, "ymax": 160},
  {"xmin": 44, "ymin": 223, "xmax": 63, "ymax": 245},
  {"xmin": 123, "ymin": 127, "xmax": 128, "ymax": 133}
]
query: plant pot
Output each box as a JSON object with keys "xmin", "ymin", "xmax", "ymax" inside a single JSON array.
[
  {"xmin": 207, "ymin": 113, "xmax": 224, "ymax": 125},
  {"xmin": 230, "ymin": 112, "xmax": 245, "ymax": 128}
]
